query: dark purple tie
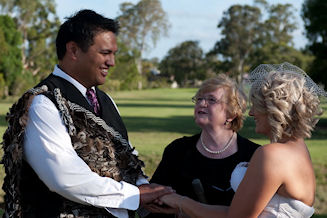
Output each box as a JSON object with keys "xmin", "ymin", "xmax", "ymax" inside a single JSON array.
[{"xmin": 86, "ymin": 88, "xmax": 100, "ymax": 115}]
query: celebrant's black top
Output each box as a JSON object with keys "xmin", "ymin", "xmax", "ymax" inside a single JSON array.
[{"xmin": 148, "ymin": 133, "xmax": 260, "ymax": 218}]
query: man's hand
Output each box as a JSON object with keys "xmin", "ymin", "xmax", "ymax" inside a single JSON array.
[{"xmin": 138, "ymin": 183, "xmax": 174, "ymax": 206}]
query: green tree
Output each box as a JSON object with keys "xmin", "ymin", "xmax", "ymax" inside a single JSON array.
[
  {"xmin": 262, "ymin": 3, "xmax": 296, "ymax": 45},
  {"xmin": 117, "ymin": 0, "xmax": 170, "ymax": 89},
  {"xmin": 302, "ymin": 0, "xmax": 327, "ymax": 87},
  {"xmin": 213, "ymin": 1, "xmax": 312, "ymax": 82},
  {"xmin": 0, "ymin": 15, "xmax": 22, "ymax": 96},
  {"xmin": 159, "ymin": 41, "xmax": 205, "ymax": 87},
  {"xmin": 203, "ymin": 52, "xmax": 224, "ymax": 78},
  {"xmin": 213, "ymin": 5, "xmax": 262, "ymax": 82},
  {"xmin": 250, "ymin": 2, "xmax": 312, "ymax": 68},
  {"xmin": 0, "ymin": 0, "xmax": 60, "ymax": 84}
]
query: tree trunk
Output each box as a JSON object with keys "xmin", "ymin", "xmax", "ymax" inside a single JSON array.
[
  {"xmin": 136, "ymin": 57, "xmax": 142, "ymax": 90},
  {"xmin": 236, "ymin": 59, "xmax": 244, "ymax": 83}
]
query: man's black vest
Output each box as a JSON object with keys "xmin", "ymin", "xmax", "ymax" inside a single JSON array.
[
  {"xmin": 38, "ymin": 74, "xmax": 129, "ymax": 140},
  {"xmin": 19, "ymin": 74, "xmax": 130, "ymax": 217}
]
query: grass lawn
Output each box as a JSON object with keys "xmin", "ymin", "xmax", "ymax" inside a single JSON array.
[{"xmin": 0, "ymin": 88, "xmax": 326, "ymax": 217}]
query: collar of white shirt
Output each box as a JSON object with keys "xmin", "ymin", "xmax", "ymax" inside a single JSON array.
[
  {"xmin": 52, "ymin": 65, "xmax": 96, "ymax": 99},
  {"xmin": 52, "ymin": 65, "xmax": 122, "ymax": 114}
]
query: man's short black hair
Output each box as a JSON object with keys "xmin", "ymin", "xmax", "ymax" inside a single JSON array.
[{"xmin": 56, "ymin": 9, "xmax": 119, "ymax": 60}]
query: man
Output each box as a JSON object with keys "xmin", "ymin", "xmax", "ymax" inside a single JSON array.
[{"xmin": 2, "ymin": 9, "xmax": 172, "ymax": 218}]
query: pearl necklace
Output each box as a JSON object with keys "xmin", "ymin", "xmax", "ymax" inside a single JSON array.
[{"xmin": 200, "ymin": 132, "xmax": 235, "ymax": 154}]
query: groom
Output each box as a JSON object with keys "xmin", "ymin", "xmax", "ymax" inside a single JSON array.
[{"xmin": 2, "ymin": 9, "xmax": 172, "ymax": 218}]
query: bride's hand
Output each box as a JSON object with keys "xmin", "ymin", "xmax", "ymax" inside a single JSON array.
[
  {"xmin": 143, "ymin": 202, "xmax": 178, "ymax": 214},
  {"xmin": 160, "ymin": 193, "xmax": 185, "ymax": 209}
]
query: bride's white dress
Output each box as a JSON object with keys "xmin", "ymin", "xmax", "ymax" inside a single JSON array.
[{"xmin": 230, "ymin": 162, "xmax": 315, "ymax": 218}]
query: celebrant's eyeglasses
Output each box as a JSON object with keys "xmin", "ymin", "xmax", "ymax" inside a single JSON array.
[{"xmin": 191, "ymin": 96, "xmax": 223, "ymax": 105}]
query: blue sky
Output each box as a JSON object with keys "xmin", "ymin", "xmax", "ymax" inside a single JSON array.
[{"xmin": 55, "ymin": 0, "xmax": 306, "ymax": 60}]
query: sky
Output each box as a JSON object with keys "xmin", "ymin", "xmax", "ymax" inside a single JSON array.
[{"xmin": 55, "ymin": 0, "xmax": 307, "ymax": 60}]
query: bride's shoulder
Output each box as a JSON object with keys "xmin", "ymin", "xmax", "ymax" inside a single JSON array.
[
  {"xmin": 257, "ymin": 142, "xmax": 291, "ymax": 155},
  {"xmin": 250, "ymin": 143, "xmax": 291, "ymax": 168}
]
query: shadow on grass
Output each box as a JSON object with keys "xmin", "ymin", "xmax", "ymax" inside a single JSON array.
[
  {"xmin": 117, "ymin": 103, "xmax": 193, "ymax": 109},
  {"xmin": 123, "ymin": 115, "xmax": 199, "ymax": 135},
  {"xmin": 239, "ymin": 117, "xmax": 327, "ymax": 140},
  {"xmin": 314, "ymin": 118, "xmax": 327, "ymax": 139},
  {"xmin": 124, "ymin": 115, "xmax": 327, "ymax": 140},
  {"xmin": 0, "ymin": 114, "xmax": 7, "ymax": 127},
  {"xmin": 312, "ymin": 214, "xmax": 327, "ymax": 218},
  {"xmin": 117, "ymin": 98, "xmax": 194, "ymax": 102},
  {"xmin": 123, "ymin": 115, "xmax": 265, "ymax": 137}
]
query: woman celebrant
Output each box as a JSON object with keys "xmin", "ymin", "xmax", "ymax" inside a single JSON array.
[
  {"xmin": 159, "ymin": 62, "xmax": 325, "ymax": 218},
  {"xmin": 147, "ymin": 74, "xmax": 260, "ymax": 218}
]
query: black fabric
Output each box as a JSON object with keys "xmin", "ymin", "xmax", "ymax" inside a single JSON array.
[
  {"xmin": 37, "ymin": 74, "xmax": 128, "ymax": 140},
  {"xmin": 18, "ymin": 74, "xmax": 130, "ymax": 218},
  {"xmin": 148, "ymin": 133, "xmax": 260, "ymax": 218},
  {"xmin": 20, "ymin": 162, "xmax": 64, "ymax": 218}
]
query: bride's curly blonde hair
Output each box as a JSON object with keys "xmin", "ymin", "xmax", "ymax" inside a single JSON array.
[{"xmin": 250, "ymin": 70, "xmax": 323, "ymax": 143}]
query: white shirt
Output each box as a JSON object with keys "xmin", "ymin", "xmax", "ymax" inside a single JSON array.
[{"xmin": 23, "ymin": 65, "xmax": 148, "ymax": 218}]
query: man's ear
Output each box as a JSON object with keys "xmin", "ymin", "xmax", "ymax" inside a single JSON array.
[{"xmin": 65, "ymin": 41, "xmax": 79, "ymax": 60}]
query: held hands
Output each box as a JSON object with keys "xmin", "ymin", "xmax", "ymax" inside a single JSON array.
[
  {"xmin": 146, "ymin": 193, "xmax": 188, "ymax": 216},
  {"xmin": 138, "ymin": 183, "xmax": 174, "ymax": 205},
  {"xmin": 138, "ymin": 183, "xmax": 177, "ymax": 214},
  {"xmin": 159, "ymin": 192, "xmax": 183, "ymax": 209}
]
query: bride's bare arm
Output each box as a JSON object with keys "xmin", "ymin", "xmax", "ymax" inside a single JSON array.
[{"xmin": 160, "ymin": 193, "xmax": 228, "ymax": 218}]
